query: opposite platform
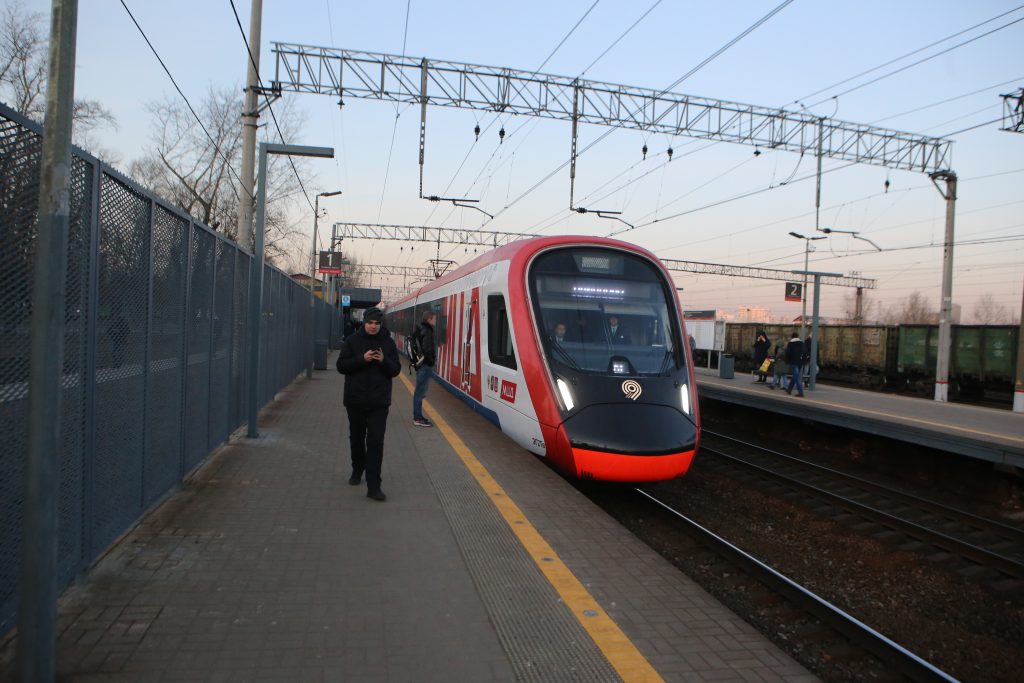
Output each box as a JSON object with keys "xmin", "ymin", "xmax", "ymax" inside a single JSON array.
[
  {"xmin": 1, "ymin": 355, "xmax": 813, "ymax": 682},
  {"xmin": 695, "ymin": 368, "xmax": 1024, "ymax": 468}
]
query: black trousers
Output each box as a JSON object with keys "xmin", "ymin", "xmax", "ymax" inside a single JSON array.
[{"xmin": 346, "ymin": 404, "xmax": 389, "ymax": 492}]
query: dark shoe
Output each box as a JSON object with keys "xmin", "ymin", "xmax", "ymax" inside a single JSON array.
[
  {"xmin": 348, "ymin": 474, "xmax": 362, "ymax": 486},
  {"xmin": 413, "ymin": 418, "xmax": 433, "ymax": 427},
  {"xmin": 784, "ymin": 387, "xmax": 792, "ymax": 395},
  {"xmin": 367, "ymin": 490, "xmax": 387, "ymax": 502},
  {"xmin": 796, "ymin": 393, "xmax": 805, "ymax": 397}
]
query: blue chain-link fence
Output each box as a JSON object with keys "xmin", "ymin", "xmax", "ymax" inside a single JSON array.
[{"xmin": 0, "ymin": 102, "xmax": 337, "ymax": 635}]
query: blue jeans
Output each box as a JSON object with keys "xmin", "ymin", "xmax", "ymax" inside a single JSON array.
[
  {"xmin": 413, "ymin": 365, "xmax": 433, "ymax": 420},
  {"xmin": 787, "ymin": 363, "xmax": 804, "ymax": 395}
]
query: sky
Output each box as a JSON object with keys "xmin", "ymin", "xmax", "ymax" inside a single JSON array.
[{"xmin": 14, "ymin": 0, "xmax": 1024, "ymax": 321}]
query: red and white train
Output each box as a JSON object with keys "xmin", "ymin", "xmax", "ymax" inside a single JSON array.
[{"xmin": 385, "ymin": 235, "xmax": 700, "ymax": 483}]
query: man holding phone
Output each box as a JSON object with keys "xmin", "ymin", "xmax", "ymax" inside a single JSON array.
[{"xmin": 336, "ymin": 307, "xmax": 401, "ymax": 501}]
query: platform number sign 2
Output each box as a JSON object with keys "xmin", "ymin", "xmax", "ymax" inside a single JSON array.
[{"xmin": 785, "ymin": 282, "xmax": 803, "ymax": 302}]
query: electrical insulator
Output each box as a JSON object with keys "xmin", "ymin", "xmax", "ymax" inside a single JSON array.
[
  {"xmin": 498, "ymin": 127, "xmax": 506, "ymax": 143},
  {"xmin": 753, "ymin": 147, "xmax": 761, "ymax": 156},
  {"xmin": 642, "ymin": 143, "xmax": 648, "ymax": 160},
  {"xmin": 667, "ymin": 146, "xmax": 674, "ymax": 161},
  {"xmin": 884, "ymin": 178, "xmax": 890, "ymax": 193},
  {"xmin": 474, "ymin": 124, "xmax": 480, "ymax": 140}
]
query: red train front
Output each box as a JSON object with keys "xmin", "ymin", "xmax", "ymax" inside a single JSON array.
[{"xmin": 387, "ymin": 236, "xmax": 700, "ymax": 483}]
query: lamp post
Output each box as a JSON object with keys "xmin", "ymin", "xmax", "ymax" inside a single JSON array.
[
  {"xmin": 308, "ymin": 190, "xmax": 341, "ymax": 379},
  {"xmin": 248, "ymin": 143, "xmax": 334, "ymax": 438},
  {"xmin": 789, "ymin": 232, "xmax": 827, "ymax": 337}
]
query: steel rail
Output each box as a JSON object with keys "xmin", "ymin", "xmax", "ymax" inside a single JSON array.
[
  {"xmin": 704, "ymin": 431, "xmax": 1024, "ymax": 543},
  {"xmin": 700, "ymin": 435, "xmax": 1024, "ymax": 580},
  {"xmin": 635, "ymin": 488, "xmax": 958, "ymax": 683}
]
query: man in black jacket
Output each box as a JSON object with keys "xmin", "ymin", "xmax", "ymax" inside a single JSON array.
[
  {"xmin": 412, "ymin": 311, "xmax": 437, "ymax": 427},
  {"xmin": 336, "ymin": 307, "xmax": 401, "ymax": 501}
]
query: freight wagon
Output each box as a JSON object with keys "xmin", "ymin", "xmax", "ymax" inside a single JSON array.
[{"xmin": 722, "ymin": 323, "xmax": 1019, "ymax": 405}]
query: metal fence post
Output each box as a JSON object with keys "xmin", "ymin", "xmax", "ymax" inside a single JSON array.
[
  {"xmin": 81, "ymin": 160, "xmax": 101, "ymax": 568},
  {"xmin": 140, "ymin": 197, "xmax": 155, "ymax": 509},
  {"xmin": 18, "ymin": 0, "xmax": 79, "ymax": 677},
  {"xmin": 179, "ymin": 220, "xmax": 194, "ymax": 478},
  {"xmin": 206, "ymin": 237, "xmax": 218, "ymax": 448}
]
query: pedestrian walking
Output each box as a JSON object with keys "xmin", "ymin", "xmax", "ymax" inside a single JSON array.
[
  {"xmin": 336, "ymin": 307, "xmax": 401, "ymax": 501},
  {"xmin": 412, "ymin": 310, "xmax": 437, "ymax": 427},
  {"xmin": 783, "ymin": 331, "xmax": 805, "ymax": 397}
]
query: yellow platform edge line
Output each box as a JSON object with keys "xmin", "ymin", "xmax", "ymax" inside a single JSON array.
[{"xmin": 398, "ymin": 373, "xmax": 663, "ymax": 683}]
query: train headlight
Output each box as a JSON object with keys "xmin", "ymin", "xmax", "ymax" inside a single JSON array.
[
  {"xmin": 556, "ymin": 378, "xmax": 575, "ymax": 411},
  {"xmin": 680, "ymin": 383, "xmax": 691, "ymax": 415}
]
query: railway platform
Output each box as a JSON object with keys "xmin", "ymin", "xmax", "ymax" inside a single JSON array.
[
  {"xmin": 695, "ymin": 368, "xmax": 1024, "ymax": 468},
  {"xmin": 1, "ymin": 355, "xmax": 813, "ymax": 682}
]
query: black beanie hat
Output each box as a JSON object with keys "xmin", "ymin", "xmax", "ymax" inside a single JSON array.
[{"xmin": 364, "ymin": 307, "xmax": 384, "ymax": 322}]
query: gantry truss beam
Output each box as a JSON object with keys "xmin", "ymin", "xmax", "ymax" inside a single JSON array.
[
  {"xmin": 332, "ymin": 222, "xmax": 876, "ymax": 289},
  {"xmin": 273, "ymin": 43, "xmax": 951, "ymax": 174},
  {"xmin": 342, "ymin": 264, "xmax": 438, "ymax": 278}
]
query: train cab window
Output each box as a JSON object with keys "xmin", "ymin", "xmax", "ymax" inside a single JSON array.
[
  {"xmin": 529, "ymin": 248, "xmax": 684, "ymax": 376},
  {"xmin": 487, "ymin": 294, "xmax": 517, "ymax": 370}
]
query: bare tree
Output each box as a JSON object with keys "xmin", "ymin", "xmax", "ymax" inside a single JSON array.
[
  {"xmin": 0, "ymin": 1, "xmax": 115, "ymax": 146},
  {"xmin": 129, "ymin": 86, "xmax": 311, "ymax": 265},
  {"xmin": 972, "ymin": 293, "xmax": 1013, "ymax": 324},
  {"xmin": 882, "ymin": 291, "xmax": 935, "ymax": 324}
]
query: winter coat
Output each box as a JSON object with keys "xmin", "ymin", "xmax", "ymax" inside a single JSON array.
[
  {"xmin": 784, "ymin": 337, "xmax": 805, "ymax": 366},
  {"xmin": 336, "ymin": 325, "xmax": 401, "ymax": 407},
  {"xmin": 416, "ymin": 321, "xmax": 437, "ymax": 367},
  {"xmin": 752, "ymin": 332, "xmax": 771, "ymax": 365}
]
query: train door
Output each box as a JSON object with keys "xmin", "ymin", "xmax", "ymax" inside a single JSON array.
[{"xmin": 460, "ymin": 288, "xmax": 482, "ymax": 401}]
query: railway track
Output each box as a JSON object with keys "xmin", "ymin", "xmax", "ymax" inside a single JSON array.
[
  {"xmin": 634, "ymin": 487, "xmax": 957, "ymax": 682},
  {"xmin": 700, "ymin": 431, "xmax": 1024, "ymax": 587}
]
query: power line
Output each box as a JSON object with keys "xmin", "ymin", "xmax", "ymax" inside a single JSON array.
[
  {"xmin": 941, "ymin": 116, "xmax": 1004, "ymax": 137},
  {"xmin": 118, "ymin": 0, "xmax": 241, "ymax": 201},
  {"xmin": 484, "ymin": 0, "xmax": 798, "ymax": 228},
  {"xmin": 804, "ymin": 12, "xmax": 1024, "ymax": 108},
  {"xmin": 227, "ymin": 0, "xmax": 315, "ymax": 212},
  {"xmin": 795, "ymin": 5, "xmax": 1024, "ymax": 106},
  {"xmin": 870, "ymin": 75, "xmax": 1024, "ymax": 124}
]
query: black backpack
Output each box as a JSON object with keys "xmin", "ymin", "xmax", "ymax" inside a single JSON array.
[{"xmin": 408, "ymin": 326, "xmax": 426, "ymax": 370}]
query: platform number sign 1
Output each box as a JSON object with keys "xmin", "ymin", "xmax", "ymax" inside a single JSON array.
[{"xmin": 785, "ymin": 282, "xmax": 803, "ymax": 302}]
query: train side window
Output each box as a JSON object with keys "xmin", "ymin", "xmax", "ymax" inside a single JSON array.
[{"xmin": 487, "ymin": 294, "xmax": 517, "ymax": 370}]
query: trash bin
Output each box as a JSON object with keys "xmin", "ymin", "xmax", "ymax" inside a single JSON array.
[
  {"xmin": 719, "ymin": 353, "xmax": 735, "ymax": 379},
  {"xmin": 314, "ymin": 340, "xmax": 328, "ymax": 370}
]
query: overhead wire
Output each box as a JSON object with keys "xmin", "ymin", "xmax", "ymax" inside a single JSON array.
[
  {"xmin": 227, "ymin": 0, "xmax": 316, "ymax": 213},
  {"xmin": 487, "ymin": 0, "xmax": 796, "ymax": 232},
  {"xmin": 119, "ymin": 0, "xmax": 241, "ymax": 201}
]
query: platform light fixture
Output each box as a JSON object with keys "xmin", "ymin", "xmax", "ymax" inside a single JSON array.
[{"xmin": 789, "ymin": 231, "xmax": 827, "ymax": 337}]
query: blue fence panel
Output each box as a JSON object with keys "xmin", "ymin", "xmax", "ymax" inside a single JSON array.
[
  {"xmin": 91, "ymin": 173, "xmax": 151, "ymax": 556},
  {"xmin": 0, "ymin": 102, "xmax": 320, "ymax": 637},
  {"xmin": 144, "ymin": 204, "xmax": 189, "ymax": 507}
]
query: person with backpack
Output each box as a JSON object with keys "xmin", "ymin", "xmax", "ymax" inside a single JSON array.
[
  {"xmin": 411, "ymin": 310, "xmax": 437, "ymax": 427},
  {"xmin": 336, "ymin": 307, "xmax": 401, "ymax": 501}
]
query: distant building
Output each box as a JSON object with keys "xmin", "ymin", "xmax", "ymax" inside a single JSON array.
[{"xmin": 736, "ymin": 306, "xmax": 770, "ymax": 323}]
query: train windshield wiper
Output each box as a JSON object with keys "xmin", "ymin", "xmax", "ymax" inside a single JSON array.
[
  {"xmin": 658, "ymin": 349, "xmax": 675, "ymax": 375},
  {"xmin": 549, "ymin": 339, "xmax": 581, "ymax": 370}
]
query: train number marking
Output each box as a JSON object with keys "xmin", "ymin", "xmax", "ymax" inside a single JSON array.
[{"xmin": 532, "ymin": 438, "xmax": 546, "ymax": 449}]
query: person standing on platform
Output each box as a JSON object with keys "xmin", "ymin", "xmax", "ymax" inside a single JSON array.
[
  {"xmin": 770, "ymin": 342, "xmax": 787, "ymax": 390},
  {"xmin": 336, "ymin": 307, "xmax": 401, "ymax": 501},
  {"xmin": 752, "ymin": 330, "xmax": 771, "ymax": 383},
  {"xmin": 412, "ymin": 310, "xmax": 437, "ymax": 427},
  {"xmin": 784, "ymin": 331, "xmax": 805, "ymax": 397}
]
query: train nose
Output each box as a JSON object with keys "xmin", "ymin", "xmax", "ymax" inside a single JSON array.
[{"xmin": 562, "ymin": 402, "xmax": 697, "ymax": 455}]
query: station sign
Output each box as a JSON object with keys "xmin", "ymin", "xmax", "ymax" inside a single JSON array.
[
  {"xmin": 784, "ymin": 282, "xmax": 803, "ymax": 302},
  {"xmin": 319, "ymin": 251, "xmax": 343, "ymax": 275}
]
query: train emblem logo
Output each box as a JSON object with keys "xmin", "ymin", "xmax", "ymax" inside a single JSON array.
[{"xmin": 621, "ymin": 380, "xmax": 642, "ymax": 401}]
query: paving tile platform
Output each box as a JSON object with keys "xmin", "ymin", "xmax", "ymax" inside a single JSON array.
[{"xmin": 1, "ymin": 355, "xmax": 815, "ymax": 682}]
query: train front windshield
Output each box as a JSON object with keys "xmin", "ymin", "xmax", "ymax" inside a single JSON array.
[{"xmin": 529, "ymin": 248, "xmax": 684, "ymax": 376}]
